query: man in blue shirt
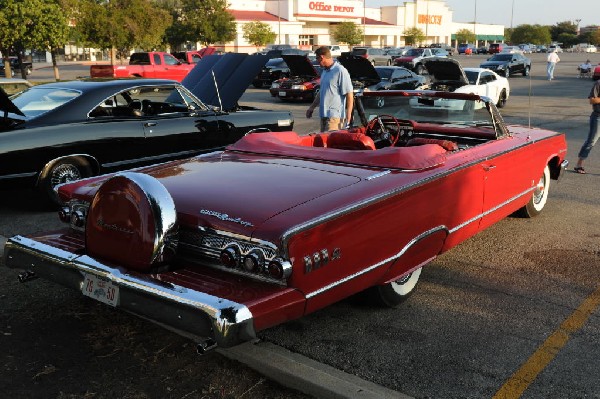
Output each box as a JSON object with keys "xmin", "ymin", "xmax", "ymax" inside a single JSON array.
[{"xmin": 306, "ymin": 46, "xmax": 354, "ymax": 132}]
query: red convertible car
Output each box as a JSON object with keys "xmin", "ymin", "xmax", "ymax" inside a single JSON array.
[{"xmin": 4, "ymin": 90, "xmax": 568, "ymax": 352}]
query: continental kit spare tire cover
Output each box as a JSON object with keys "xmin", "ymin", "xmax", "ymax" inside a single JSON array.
[{"xmin": 86, "ymin": 172, "xmax": 178, "ymax": 272}]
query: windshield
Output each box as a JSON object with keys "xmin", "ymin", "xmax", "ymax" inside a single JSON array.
[
  {"xmin": 464, "ymin": 70, "xmax": 478, "ymax": 84},
  {"xmin": 355, "ymin": 93, "xmax": 494, "ymax": 128},
  {"xmin": 405, "ymin": 49, "xmax": 424, "ymax": 56},
  {"xmin": 11, "ymin": 87, "xmax": 81, "ymax": 118},
  {"xmin": 376, "ymin": 68, "xmax": 393, "ymax": 80},
  {"xmin": 488, "ymin": 54, "xmax": 512, "ymax": 61}
]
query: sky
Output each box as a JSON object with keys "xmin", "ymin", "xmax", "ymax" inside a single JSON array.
[{"xmin": 366, "ymin": 0, "xmax": 598, "ymax": 29}]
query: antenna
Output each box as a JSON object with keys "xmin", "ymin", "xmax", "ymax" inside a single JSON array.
[
  {"xmin": 528, "ymin": 68, "xmax": 532, "ymax": 129},
  {"xmin": 211, "ymin": 70, "xmax": 223, "ymax": 110}
]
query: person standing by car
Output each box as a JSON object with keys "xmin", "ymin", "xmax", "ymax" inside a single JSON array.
[
  {"xmin": 306, "ymin": 46, "xmax": 354, "ymax": 131},
  {"xmin": 546, "ymin": 49, "xmax": 560, "ymax": 80},
  {"xmin": 574, "ymin": 79, "xmax": 600, "ymax": 174}
]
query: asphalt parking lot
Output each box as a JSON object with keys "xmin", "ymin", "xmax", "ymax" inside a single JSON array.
[{"xmin": 1, "ymin": 52, "xmax": 599, "ymax": 398}]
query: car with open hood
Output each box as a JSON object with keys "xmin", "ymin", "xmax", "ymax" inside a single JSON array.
[
  {"xmin": 479, "ymin": 53, "xmax": 531, "ymax": 77},
  {"xmin": 252, "ymin": 57, "xmax": 291, "ymax": 88},
  {"xmin": 0, "ymin": 53, "xmax": 294, "ymax": 203},
  {"xmin": 4, "ymin": 88, "xmax": 567, "ymax": 352},
  {"xmin": 269, "ymin": 54, "xmax": 321, "ymax": 101},
  {"xmin": 339, "ymin": 54, "xmax": 428, "ymax": 92},
  {"xmin": 424, "ymin": 57, "xmax": 510, "ymax": 107}
]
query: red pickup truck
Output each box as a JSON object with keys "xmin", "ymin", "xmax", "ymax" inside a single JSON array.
[{"xmin": 90, "ymin": 52, "xmax": 196, "ymax": 82}]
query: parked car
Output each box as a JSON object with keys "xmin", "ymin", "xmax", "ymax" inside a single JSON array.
[
  {"xmin": 518, "ymin": 44, "xmax": 533, "ymax": 54},
  {"xmin": 385, "ymin": 47, "xmax": 413, "ymax": 61},
  {"xmin": 0, "ymin": 56, "xmax": 33, "ymax": 77},
  {"xmin": 430, "ymin": 43, "xmax": 455, "ymax": 56},
  {"xmin": 548, "ymin": 44, "xmax": 563, "ymax": 53},
  {"xmin": 500, "ymin": 46, "xmax": 524, "ymax": 54},
  {"xmin": 476, "ymin": 45, "xmax": 489, "ymax": 54},
  {"xmin": 324, "ymin": 45, "xmax": 348, "ymax": 57},
  {"xmin": 350, "ymin": 47, "xmax": 392, "ymax": 66},
  {"xmin": 265, "ymin": 48, "xmax": 308, "ymax": 59},
  {"xmin": 457, "ymin": 43, "xmax": 476, "ymax": 54},
  {"xmin": 594, "ymin": 65, "xmax": 600, "ymax": 81},
  {"xmin": 339, "ymin": 55, "xmax": 427, "ymax": 91},
  {"xmin": 0, "ymin": 54, "xmax": 294, "ymax": 203},
  {"xmin": 252, "ymin": 57, "xmax": 290, "ymax": 88},
  {"xmin": 488, "ymin": 43, "xmax": 503, "ymax": 54},
  {"xmin": 394, "ymin": 47, "xmax": 447, "ymax": 75},
  {"xmin": 4, "ymin": 88, "xmax": 568, "ymax": 352},
  {"xmin": 269, "ymin": 55, "xmax": 321, "ymax": 102},
  {"xmin": 90, "ymin": 52, "xmax": 196, "ymax": 82},
  {"xmin": 536, "ymin": 45, "xmax": 548, "ymax": 53},
  {"xmin": 424, "ymin": 58, "xmax": 510, "ymax": 108},
  {"xmin": 0, "ymin": 77, "xmax": 32, "ymax": 95},
  {"xmin": 480, "ymin": 53, "xmax": 531, "ymax": 77},
  {"xmin": 171, "ymin": 47, "xmax": 217, "ymax": 64}
]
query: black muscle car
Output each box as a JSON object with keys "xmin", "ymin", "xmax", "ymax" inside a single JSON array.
[{"xmin": 0, "ymin": 53, "xmax": 294, "ymax": 203}]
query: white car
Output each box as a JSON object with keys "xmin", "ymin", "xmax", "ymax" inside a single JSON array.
[
  {"xmin": 424, "ymin": 58, "xmax": 510, "ymax": 108},
  {"xmin": 500, "ymin": 46, "xmax": 524, "ymax": 54},
  {"xmin": 549, "ymin": 44, "xmax": 563, "ymax": 53}
]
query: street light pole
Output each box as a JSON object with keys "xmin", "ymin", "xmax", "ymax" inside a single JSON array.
[
  {"xmin": 278, "ymin": 0, "xmax": 281, "ymax": 44},
  {"xmin": 510, "ymin": 0, "xmax": 515, "ymax": 29},
  {"xmin": 473, "ymin": 0, "xmax": 477, "ymax": 46},
  {"xmin": 363, "ymin": 1, "xmax": 366, "ymax": 46}
]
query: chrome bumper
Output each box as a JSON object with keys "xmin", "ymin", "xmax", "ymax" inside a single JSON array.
[{"xmin": 3, "ymin": 235, "xmax": 256, "ymax": 350}]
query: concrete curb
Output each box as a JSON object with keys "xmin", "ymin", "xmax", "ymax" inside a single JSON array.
[{"xmin": 218, "ymin": 341, "xmax": 413, "ymax": 399}]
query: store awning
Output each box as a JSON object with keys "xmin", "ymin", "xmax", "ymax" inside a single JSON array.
[{"xmin": 229, "ymin": 10, "xmax": 288, "ymax": 22}]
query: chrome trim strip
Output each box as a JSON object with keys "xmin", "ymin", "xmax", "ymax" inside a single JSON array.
[
  {"xmin": 195, "ymin": 226, "xmax": 279, "ymax": 251},
  {"xmin": 102, "ymin": 148, "xmax": 219, "ymax": 168},
  {"xmin": 4, "ymin": 236, "xmax": 255, "ymax": 347},
  {"xmin": 365, "ymin": 170, "xmax": 391, "ymax": 180},
  {"xmin": 305, "ymin": 184, "xmax": 538, "ymax": 299},
  {"xmin": 0, "ymin": 171, "xmax": 38, "ymax": 180},
  {"xmin": 306, "ymin": 226, "xmax": 448, "ymax": 299}
]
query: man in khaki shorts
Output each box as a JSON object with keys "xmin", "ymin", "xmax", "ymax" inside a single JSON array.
[{"xmin": 306, "ymin": 46, "xmax": 354, "ymax": 131}]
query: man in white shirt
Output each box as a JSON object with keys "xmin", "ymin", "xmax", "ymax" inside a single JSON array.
[{"xmin": 546, "ymin": 49, "xmax": 560, "ymax": 81}]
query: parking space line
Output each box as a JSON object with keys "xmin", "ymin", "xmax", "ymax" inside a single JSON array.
[{"xmin": 493, "ymin": 285, "xmax": 600, "ymax": 399}]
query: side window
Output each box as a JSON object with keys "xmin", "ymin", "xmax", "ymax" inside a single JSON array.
[
  {"xmin": 153, "ymin": 54, "xmax": 162, "ymax": 65},
  {"xmin": 191, "ymin": 54, "xmax": 201, "ymax": 63},
  {"xmin": 163, "ymin": 54, "xmax": 180, "ymax": 66}
]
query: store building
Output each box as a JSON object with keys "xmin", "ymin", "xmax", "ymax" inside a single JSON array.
[{"xmin": 224, "ymin": 0, "xmax": 504, "ymax": 53}]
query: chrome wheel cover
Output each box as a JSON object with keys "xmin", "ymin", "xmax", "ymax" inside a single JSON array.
[
  {"xmin": 390, "ymin": 267, "xmax": 422, "ymax": 296},
  {"xmin": 50, "ymin": 164, "xmax": 81, "ymax": 189}
]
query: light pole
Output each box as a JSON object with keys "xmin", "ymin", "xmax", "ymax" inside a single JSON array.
[
  {"xmin": 510, "ymin": 0, "xmax": 515, "ymax": 29},
  {"xmin": 575, "ymin": 18, "xmax": 581, "ymax": 34},
  {"xmin": 278, "ymin": 0, "xmax": 281, "ymax": 44},
  {"xmin": 363, "ymin": 1, "xmax": 366, "ymax": 46},
  {"xmin": 426, "ymin": 0, "xmax": 429, "ymax": 42},
  {"xmin": 473, "ymin": 0, "xmax": 477, "ymax": 46}
]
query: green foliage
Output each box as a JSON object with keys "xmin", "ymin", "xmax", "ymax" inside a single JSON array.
[
  {"xmin": 331, "ymin": 22, "xmax": 363, "ymax": 46},
  {"xmin": 454, "ymin": 28, "xmax": 475, "ymax": 44},
  {"xmin": 557, "ymin": 33, "xmax": 578, "ymax": 48},
  {"xmin": 242, "ymin": 22, "xmax": 276, "ymax": 49},
  {"xmin": 591, "ymin": 30, "xmax": 600, "ymax": 46},
  {"xmin": 164, "ymin": 0, "xmax": 236, "ymax": 47},
  {"xmin": 550, "ymin": 21, "xmax": 577, "ymax": 42},
  {"xmin": 74, "ymin": 0, "xmax": 172, "ymax": 55},
  {"xmin": 510, "ymin": 24, "xmax": 551, "ymax": 45}
]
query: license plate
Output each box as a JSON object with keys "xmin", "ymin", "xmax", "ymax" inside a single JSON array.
[
  {"xmin": 82, "ymin": 274, "xmax": 119, "ymax": 307},
  {"xmin": 279, "ymin": 91, "xmax": 286, "ymax": 97}
]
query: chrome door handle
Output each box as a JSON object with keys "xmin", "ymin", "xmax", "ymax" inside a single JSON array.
[{"xmin": 144, "ymin": 122, "xmax": 157, "ymax": 127}]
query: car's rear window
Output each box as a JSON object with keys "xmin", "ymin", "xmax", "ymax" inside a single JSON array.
[
  {"xmin": 352, "ymin": 49, "xmax": 367, "ymax": 56},
  {"xmin": 10, "ymin": 87, "xmax": 81, "ymax": 118}
]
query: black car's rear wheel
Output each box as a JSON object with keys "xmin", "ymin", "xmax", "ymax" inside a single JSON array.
[
  {"xmin": 39, "ymin": 157, "xmax": 92, "ymax": 204},
  {"xmin": 523, "ymin": 66, "xmax": 530, "ymax": 76}
]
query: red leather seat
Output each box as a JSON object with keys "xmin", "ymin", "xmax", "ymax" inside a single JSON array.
[{"xmin": 326, "ymin": 132, "xmax": 376, "ymax": 151}]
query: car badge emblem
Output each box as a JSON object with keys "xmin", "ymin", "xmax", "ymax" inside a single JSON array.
[{"xmin": 200, "ymin": 209, "xmax": 254, "ymax": 227}]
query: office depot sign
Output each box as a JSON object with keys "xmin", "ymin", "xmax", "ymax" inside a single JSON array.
[{"xmin": 297, "ymin": 1, "xmax": 362, "ymax": 17}]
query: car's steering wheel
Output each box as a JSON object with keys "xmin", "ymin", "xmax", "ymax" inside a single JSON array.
[{"xmin": 365, "ymin": 114, "xmax": 402, "ymax": 147}]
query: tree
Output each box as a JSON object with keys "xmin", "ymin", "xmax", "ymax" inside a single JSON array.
[
  {"xmin": 25, "ymin": 1, "xmax": 70, "ymax": 81},
  {"xmin": 164, "ymin": 0, "xmax": 236, "ymax": 48},
  {"xmin": 454, "ymin": 28, "xmax": 475, "ymax": 44},
  {"xmin": 242, "ymin": 22, "xmax": 276, "ymax": 51},
  {"xmin": 510, "ymin": 24, "xmax": 551, "ymax": 45},
  {"xmin": 331, "ymin": 22, "xmax": 363, "ymax": 47},
  {"xmin": 550, "ymin": 21, "xmax": 577, "ymax": 43},
  {"xmin": 592, "ymin": 30, "xmax": 600, "ymax": 46},
  {"xmin": 75, "ymin": 0, "xmax": 172, "ymax": 64},
  {"xmin": 0, "ymin": 0, "xmax": 40, "ymax": 78},
  {"xmin": 403, "ymin": 27, "xmax": 425, "ymax": 46}
]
